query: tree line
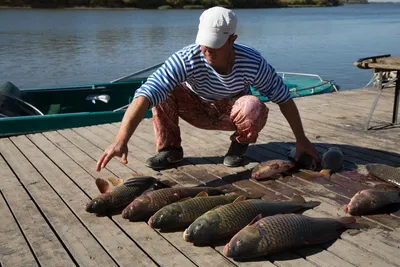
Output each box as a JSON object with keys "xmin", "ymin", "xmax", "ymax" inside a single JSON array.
[{"xmin": 0, "ymin": 0, "xmax": 342, "ymax": 8}]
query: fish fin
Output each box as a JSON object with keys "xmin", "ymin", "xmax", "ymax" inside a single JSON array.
[
  {"xmin": 339, "ymin": 217, "xmax": 368, "ymax": 229},
  {"xmin": 196, "ymin": 191, "xmax": 209, "ymax": 197},
  {"xmin": 175, "ymin": 197, "xmax": 191, "ymax": 203},
  {"xmin": 319, "ymin": 169, "xmax": 332, "ymax": 178},
  {"xmin": 247, "ymin": 214, "xmax": 263, "ymax": 226},
  {"xmin": 343, "ymin": 204, "xmax": 350, "ymax": 214},
  {"xmin": 295, "ymin": 200, "xmax": 321, "ymax": 213},
  {"xmin": 287, "ymin": 195, "xmax": 306, "ymax": 203},
  {"xmin": 308, "ymin": 230, "xmax": 342, "ymax": 244},
  {"xmin": 233, "ymin": 195, "xmax": 246, "ymax": 203},
  {"xmin": 108, "ymin": 177, "xmax": 124, "ymax": 187},
  {"xmin": 96, "ymin": 178, "xmax": 110, "ymax": 194}
]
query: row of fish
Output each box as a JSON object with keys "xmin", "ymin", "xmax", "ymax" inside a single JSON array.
[{"xmin": 85, "ymin": 166, "xmax": 398, "ymax": 260}]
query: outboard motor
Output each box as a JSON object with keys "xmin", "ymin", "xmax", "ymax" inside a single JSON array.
[{"xmin": 0, "ymin": 82, "xmax": 43, "ymax": 117}]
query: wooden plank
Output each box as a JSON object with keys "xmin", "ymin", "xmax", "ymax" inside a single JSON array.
[
  {"xmin": 0, "ymin": 138, "xmax": 117, "ymax": 267},
  {"xmin": 40, "ymin": 130, "xmax": 197, "ymax": 267},
  {"xmin": 268, "ymin": 104, "xmax": 399, "ymax": 149},
  {"xmin": 269, "ymin": 100, "xmax": 396, "ymax": 148},
  {"xmin": 264, "ymin": 115, "xmax": 400, "ymax": 164},
  {"xmin": 0, "ymin": 155, "xmax": 75, "ymax": 267},
  {"xmin": 340, "ymin": 231, "xmax": 400, "ymax": 267},
  {"xmin": 13, "ymin": 134, "xmax": 157, "ymax": 267},
  {"xmin": 270, "ymin": 252, "xmax": 318, "ymax": 267},
  {"xmin": 303, "ymin": 209, "xmax": 399, "ymax": 267},
  {"xmin": 0, "ymin": 190, "xmax": 39, "ymax": 267},
  {"xmin": 295, "ymin": 247, "xmax": 357, "ymax": 267}
]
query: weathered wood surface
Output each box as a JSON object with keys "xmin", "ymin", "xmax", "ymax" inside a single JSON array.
[{"xmin": 0, "ymin": 86, "xmax": 399, "ymax": 267}]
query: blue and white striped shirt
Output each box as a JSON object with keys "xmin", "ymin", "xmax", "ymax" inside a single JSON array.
[{"xmin": 134, "ymin": 43, "xmax": 290, "ymax": 108}]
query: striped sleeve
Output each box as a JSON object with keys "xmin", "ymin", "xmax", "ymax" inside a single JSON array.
[
  {"xmin": 133, "ymin": 52, "xmax": 187, "ymax": 108},
  {"xmin": 252, "ymin": 58, "xmax": 291, "ymax": 104}
]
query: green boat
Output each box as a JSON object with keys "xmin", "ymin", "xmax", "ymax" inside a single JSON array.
[{"xmin": 0, "ymin": 63, "xmax": 339, "ymax": 137}]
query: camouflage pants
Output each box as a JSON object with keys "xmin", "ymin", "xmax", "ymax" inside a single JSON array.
[{"xmin": 151, "ymin": 83, "xmax": 269, "ymax": 151}]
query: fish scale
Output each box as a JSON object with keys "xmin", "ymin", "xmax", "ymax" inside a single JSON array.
[
  {"xmin": 184, "ymin": 198, "xmax": 320, "ymax": 244},
  {"xmin": 122, "ymin": 186, "xmax": 224, "ymax": 220},
  {"xmin": 224, "ymin": 214, "xmax": 359, "ymax": 259},
  {"xmin": 366, "ymin": 164, "xmax": 400, "ymax": 187},
  {"xmin": 257, "ymin": 214, "xmax": 313, "ymax": 253},
  {"xmin": 149, "ymin": 194, "xmax": 241, "ymax": 229},
  {"xmin": 180, "ymin": 196, "xmax": 230, "ymax": 221},
  {"xmin": 147, "ymin": 187, "xmax": 223, "ymax": 209}
]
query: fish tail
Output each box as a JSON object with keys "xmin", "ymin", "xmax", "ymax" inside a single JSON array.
[
  {"xmin": 303, "ymin": 201, "xmax": 321, "ymax": 209},
  {"xmin": 294, "ymin": 201, "xmax": 321, "ymax": 214},
  {"xmin": 339, "ymin": 216, "xmax": 368, "ymax": 229}
]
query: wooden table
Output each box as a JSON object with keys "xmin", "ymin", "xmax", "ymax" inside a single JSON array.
[{"xmin": 354, "ymin": 54, "xmax": 400, "ymax": 130}]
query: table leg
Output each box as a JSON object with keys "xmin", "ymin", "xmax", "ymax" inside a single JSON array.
[
  {"xmin": 365, "ymin": 71, "xmax": 383, "ymax": 130},
  {"xmin": 392, "ymin": 70, "xmax": 400, "ymax": 124}
]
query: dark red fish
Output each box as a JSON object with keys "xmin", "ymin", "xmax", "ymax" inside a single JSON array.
[{"xmin": 122, "ymin": 186, "xmax": 224, "ymax": 221}]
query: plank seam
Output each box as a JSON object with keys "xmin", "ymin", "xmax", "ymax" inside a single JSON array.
[{"xmin": 0, "ymin": 153, "xmax": 78, "ymax": 267}]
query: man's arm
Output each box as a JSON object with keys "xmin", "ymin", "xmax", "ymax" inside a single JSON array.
[
  {"xmin": 278, "ymin": 98, "xmax": 320, "ymax": 163},
  {"xmin": 278, "ymin": 98, "xmax": 306, "ymax": 141},
  {"xmin": 96, "ymin": 96, "xmax": 149, "ymax": 171},
  {"xmin": 96, "ymin": 51, "xmax": 187, "ymax": 171}
]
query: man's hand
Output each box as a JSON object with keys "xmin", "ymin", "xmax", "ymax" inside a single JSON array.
[
  {"xmin": 96, "ymin": 139, "xmax": 128, "ymax": 172},
  {"xmin": 295, "ymin": 136, "xmax": 320, "ymax": 170},
  {"xmin": 95, "ymin": 96, "xmax": 150, "ymax": 172}
]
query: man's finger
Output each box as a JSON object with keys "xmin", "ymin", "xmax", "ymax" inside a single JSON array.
[
  {"xmin": 96, "ymin": 153, "xmax": 107, "ymax": 172},
  {"xmin": 121, "ymin": 152, "xmax": 128, "ymax": 165},
  {"xmin": 101, "ymin": 153, "xmax": 114, "ymax": 170}
]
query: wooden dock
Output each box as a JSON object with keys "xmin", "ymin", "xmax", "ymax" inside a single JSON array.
[{"xmin": 1, "ymin": 86, "xmax": 399, "ymax": 267}]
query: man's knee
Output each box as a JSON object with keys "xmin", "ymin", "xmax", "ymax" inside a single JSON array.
[{"xmin": 231, "ymin": 95, "xmax": 269, "ymax": 125}]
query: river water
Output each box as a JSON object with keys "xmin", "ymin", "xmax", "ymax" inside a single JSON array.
[{"xmin": 1, "ymin": 4, "xmax": 399, "ymax": 89}]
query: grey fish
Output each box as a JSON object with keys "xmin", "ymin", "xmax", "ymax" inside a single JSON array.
[
  {"xmin": 183, "ymin": 196, "xmax": 320, "ymax": 244},
  {"xmin": 366, "ymin": 164, "xmax": 400, "ymax": 187},
  {"xmin": 345, "ymin": 188, "xmax": 400, "ymax": 215},
  {"xmin": 148, "ymin": 193, "xmax": 245, "ymax": 230},
  {"xmin": 287, "ymin": 146, "xmax": 316, "ymax": 170},
  {"xmin": 320, "ymin": 147, "xmax": 344, "ymax": 175},
  {"xmin": 224, "ymin": 214, "xmax": 362, "ymax": 260},
  {"xmin": 122, "ymin": 186, "xmax": 224, "ymax": 221},
  {"xmin": 85, "ymin": 176, "xmax": 159, "ymax": 214}
]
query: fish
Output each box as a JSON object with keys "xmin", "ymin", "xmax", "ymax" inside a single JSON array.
[
  {"xmin": 344, "ymin": 188, "xmax": 400, "ymax": 215},
  {"xmin": 148, "ymin": 193, "xmax": 245, "ymax": 230},
  {"xmin": 85, "ymin": 176, "xmax": 160, "ymax": 214},
  {"xmin": 319, "ymin": 147, "xmax": 344, "ymax": 176},
  {"xmin": 223, "ymin": 213, "xmax": 362, "ymax": 260},
  {"xmin": 366, "ymin": 164, "xmax": 400, "ymax": 187},
  {"xmin": 183, "ymin": 195, "xmax": 320, "ymax": 245},
  {"xmin": 122, "ymin": 186, "xmax": 224, "ymax": 221},
  {"xmin": 251, "ymin": 159, "xmax": 296, "ymax": 180}
]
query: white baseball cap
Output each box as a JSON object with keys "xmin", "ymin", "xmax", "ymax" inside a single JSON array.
[{"xmin": 195, "ymin": 7, "xmax": 237, "ymax": 49}]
